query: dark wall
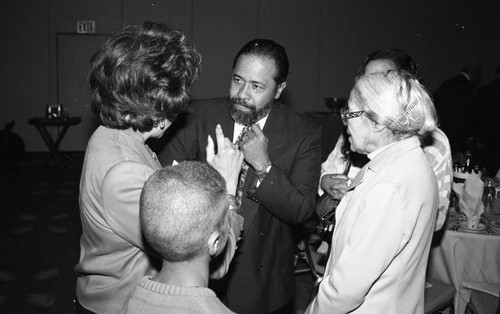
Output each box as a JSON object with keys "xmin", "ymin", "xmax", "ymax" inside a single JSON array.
[{"xmin": 1, "ymin": 0, "xmax": 499, "ymax": 151}]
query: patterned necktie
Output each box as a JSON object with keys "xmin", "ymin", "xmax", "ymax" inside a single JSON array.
[{"xmin": 235, "ymin": 126, "xmax": 251, "ymax": 207}]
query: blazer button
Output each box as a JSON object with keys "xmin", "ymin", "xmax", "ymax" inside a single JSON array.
[
  {"xmin": 258, "ymin": 265, "xmax": 263, "ymax": 271},
  {"xmin": 259, "ymin": 232, "xmax": 264, "ymax": 237}
]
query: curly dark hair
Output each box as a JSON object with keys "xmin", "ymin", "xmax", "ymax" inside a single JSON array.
[{"xmin": 88, "ymin": 21, "xmax": 202, "ymax": 132}]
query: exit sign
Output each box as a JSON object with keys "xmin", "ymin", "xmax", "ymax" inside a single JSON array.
[{"xmin": 77, "ymin": 20, "xmax": 95, "ymax": 34}]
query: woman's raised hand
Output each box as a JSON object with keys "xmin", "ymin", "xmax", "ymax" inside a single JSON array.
[{"xmin": 206, "ymin": 124, "xmax": 244, "ymax": 196}]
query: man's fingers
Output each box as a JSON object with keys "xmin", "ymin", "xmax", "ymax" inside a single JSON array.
[
  {"xmin": 251, "ymin": 124, "xmax": 267, "ymax": 141},
  {"xmin": 328, "ymin": 173, "xmax": 349, "ymax": 180},
  {"xmin": 251, "ymin": 124, "xmax": 263, "ymax": 135}
]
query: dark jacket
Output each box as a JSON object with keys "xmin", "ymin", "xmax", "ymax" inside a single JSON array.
[{"xmin": 433, "ymin": 73, "xmax": 476, "ymax": 152}]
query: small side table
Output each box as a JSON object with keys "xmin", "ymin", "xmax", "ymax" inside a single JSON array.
[{"xmin": 28, "ymin": 116, "xmax": 81, "ymax": 164}]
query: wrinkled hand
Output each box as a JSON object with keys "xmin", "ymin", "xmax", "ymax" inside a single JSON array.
[
  {"xmin": 321, "ymin": 174, "xmax": 349, "ymax": 200},
  {"xmin": 206, "ymin": 124, "xmax": 244, "ymax": 196},
  {"xmin": 239, "ymin": 124, "xmax": 271, "ymax": 172}
]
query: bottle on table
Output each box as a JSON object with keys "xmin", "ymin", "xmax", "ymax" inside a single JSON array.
[{"xmin": 483, "ymin": 180, "xmax": 495, "ymax": 213}]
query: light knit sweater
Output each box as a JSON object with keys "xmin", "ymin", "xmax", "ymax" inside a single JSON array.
[{"xmin": 121, "ymin": 277, "xmax": 235, "ymax": 314}]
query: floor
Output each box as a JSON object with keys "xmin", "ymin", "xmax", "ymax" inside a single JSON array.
[{"xmin": 0, "ymin": 152, "xmax": 317, "ymax": 313}]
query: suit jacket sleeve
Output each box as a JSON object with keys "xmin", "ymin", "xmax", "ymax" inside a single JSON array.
[
  {"xmin": 159, "ymin": 112, "xmax": 203, "ymax": 167},
  {"xmin": 249, "ymin": 126, "xmax": 322, "ymax": 224}
]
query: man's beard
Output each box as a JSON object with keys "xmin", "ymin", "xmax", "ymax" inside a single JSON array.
[{"xmin": 228, "ymin": 97, "xmax": 274, "ymax": 125}]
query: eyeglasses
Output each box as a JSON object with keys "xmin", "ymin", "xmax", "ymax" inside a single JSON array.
[{"xmin": 340, "ymin": 107, "xmax": 364, "ymax": 125}]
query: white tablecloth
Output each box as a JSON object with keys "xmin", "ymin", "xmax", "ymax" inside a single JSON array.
[{"xmin": 427, "ymin": 227, "xmax": 500, "ymax": 313}]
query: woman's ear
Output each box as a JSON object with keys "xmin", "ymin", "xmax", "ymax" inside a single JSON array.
[
  {"xmin": 370, "ymin": 119, "xmax": 386, "ymax": 133},
  {"xmin": 164, "ymin": 119, "xmax": 173, "ymax": 130}
]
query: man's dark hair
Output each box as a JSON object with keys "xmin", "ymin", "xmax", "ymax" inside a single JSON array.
[
  {"xmin": 232, "ymin": 38, "xmax": 289, "ymax": 85},
  {"xmin": 88, "ymin": 21, "xmax": 201, "ymax": 132},
  {"xmin": 357, "ymin": 48, "xmax": 420, "ymax": 79}
]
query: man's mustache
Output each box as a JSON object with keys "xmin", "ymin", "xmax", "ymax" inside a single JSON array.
[{"xmin": 230, "ymin": 98, "xmax": 253, "ymax": 109}]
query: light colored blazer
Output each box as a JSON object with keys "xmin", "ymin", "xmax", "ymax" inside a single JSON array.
[
  {"xmin": 320, "ymin": 129, "xmax": 452, "ymax": 231},
  {"xmin": 307, "ymin": 136, "xmax": 438, "ymax": 314},
  {"xmin": 75, "ymin": 126, "xmax": 163, "ymax": 313}
]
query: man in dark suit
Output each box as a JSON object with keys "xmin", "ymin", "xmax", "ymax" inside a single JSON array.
[
  {"xmin": 159, "ymin": 39, "xmax": 322, "ymax": 314},
  {"xmin": 433, "ymin": 59, "xmax": 481, "ymax": 154}
]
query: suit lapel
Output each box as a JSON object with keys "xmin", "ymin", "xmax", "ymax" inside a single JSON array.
[
  {"xmin": 347, "ymin": 165, "xmax": 368, "ymax": 191},
  {"xmin": 239, "ymin": 105, "xmax": 285, "ymax": 238},
  {"xmin": 215, "ymin": 102, "xmax": 235, "ymax": 142},
  {"xmin": 240, "ymin": 171, "xmax": 259, "ymax": 238},
  {"xmin": 262, "ymin": 105, "xmax": 287, "ymax": 147},
  {"xmin": 220, "ymin": 110, "xmax": 235, "ymax": 141},
  {"xmin": 346, "ymin": 137, "xmax": 420, "ymax": 192}
]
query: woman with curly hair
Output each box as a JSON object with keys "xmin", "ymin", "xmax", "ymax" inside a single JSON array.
[{"xmin": 74, "ymin": 21, "xmax": 237, "ymax": 313}]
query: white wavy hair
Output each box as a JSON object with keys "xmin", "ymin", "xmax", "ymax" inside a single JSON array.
[{"xmin": 351, "ymin": 70, "xmax": 437, "ymax": 139}]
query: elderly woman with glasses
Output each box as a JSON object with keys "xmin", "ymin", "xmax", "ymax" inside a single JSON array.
[
  {"xmin": 306, "ymin": 71, "xmax": 439, "ymax": 314},
  {"xmin": 318, "ymin": 49, "xmax": 452, "ymax": 231}
]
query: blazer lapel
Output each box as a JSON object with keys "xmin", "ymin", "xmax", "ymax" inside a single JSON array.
[
  {"xmin": 215, "ymin": 103, "xmax": 235, "ymax": 142},
  {"xmin": 220, "ymin": 113, "xmax": 235, "ymax": 141},
  {"xmin": 347, "ymin": 165, "xmax": 368, "ymax": 191},
  {"xmin": 346, "ymin": 137, "xmax": 420, "ymax": 192},
  {"xmin": 238, "ymin": 106, "xmax": 285, "ymax": 238},
  {"xmin": 262, "ymin": 106, "xmax": 287, "ymax": 145},
  {"xmin": 240, "ymin": 171, "xmax": 260, "ymax": 238}
]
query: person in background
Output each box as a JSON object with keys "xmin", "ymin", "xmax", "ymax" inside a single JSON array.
[
  {"xmin": 307, "ymin": 71, "xmax": 439, "ymax": 313},
  {"xmin": 320, "ymin": 48, "xmax": 452, "ymax": 231},
  {"xmin": 74, "ymin": 21, "xmax": 241, "ymax": 314},
  {"xmin": 123, "ymin": 156, "xmax": 242, "ymax": 313},
  {"xmin": 159, "ymin": 38, "xmax": 322, "ymax": 313},
  {"xmin": 356, "ymin": 48, "xmax": 420, "ymax": 79},
  {"xmin": 476, "ymin": 66, "xmax": 500, "ymax": 174},
  {"xmin": 433, "ymin": 59, "xmax": 482, "ymax": 154}
]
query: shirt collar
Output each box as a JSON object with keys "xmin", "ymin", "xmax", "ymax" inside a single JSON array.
[
  {"xmin": 232, "ymin": 114, "xmax": 269, "ymax": 143},
  {"xmin": 367, "ymin": 141, "xmax": 398, "ymax": 160},
  {"xmin": 121, "ymin": 127, "xmax": 146, "ymax": 144}
]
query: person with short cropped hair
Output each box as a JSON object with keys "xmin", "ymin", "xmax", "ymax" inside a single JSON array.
[{"xmin": 122, "ymin": 160, "xmax": 239, "ymax": 314}]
